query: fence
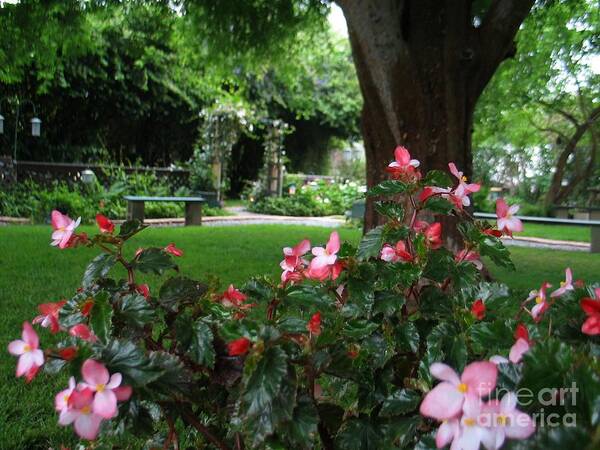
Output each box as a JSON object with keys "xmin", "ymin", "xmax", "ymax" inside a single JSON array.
[{"xmin": 2, "ymin": 159, "xmax": 191, "ymax": 190}]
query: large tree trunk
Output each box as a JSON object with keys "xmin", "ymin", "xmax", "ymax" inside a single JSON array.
[{"xmin": 337, "ymin": 0, "xmax": 534, "ymax": 232}]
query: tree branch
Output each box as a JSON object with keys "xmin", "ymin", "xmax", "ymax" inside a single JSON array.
[
  {"xmin": 473, "ymin": 0, "xmax": 535, "ymax": 96},
  {"xmin": 536, "ymin": 99, "xmax": 581, "ymax": 127}
]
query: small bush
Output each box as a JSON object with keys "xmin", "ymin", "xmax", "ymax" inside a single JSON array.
[{"xmin": 249, "ymin": 180, "xmax": 363, "ymax": 216}]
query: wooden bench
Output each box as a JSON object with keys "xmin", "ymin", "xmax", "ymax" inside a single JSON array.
[
  {"xmin": 474, "ymin": 212, "xmax": 600, "ymax": 253},
  {"xmin": 124, "ymin": 196, "xmax": 205, "ymax": 226}
]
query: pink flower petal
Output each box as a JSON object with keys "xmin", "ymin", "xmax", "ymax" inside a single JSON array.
[
  {"xmin": 509, "ymin": 339, "xmax": 530, "ymax": 364},
  {"xmin": 7, "ymin": 340, "xmax": 27, "ymax": 356},
  {"xmin": 106, "ymin": 373, "xmax": 122, "ymax": 389},
  {"xmin": 504, "ymin": 412, "xmax": 536, "ymax": 439},
  {"xmin": 114, "ymin": 385, "xmax": 132, "ymax": 402},
  {"xmin": 461, "ymin": 361, "xmax": 497, "ymax": 397},
  {"xmin": 74, "ymin": 413, "xmax": 103, "ymax": 440},
  {"xmin": 16, "ymin": 353, "xmax": 34, "ymax": 377},
  {"xmin": 419, "ymin": 382, "xmax": 464, "ymax": 420},
  {"xmin": 22, "ymin": 322, "xmax": 39, "ymax": 348},
  {"xmin": 326, "ymin": 231, "xmax": 340, "ymax": 255},
  {"xmin": 436, "ymin": 419, "xmax": 459, "ymax": 448},
  {"xmin": 82, "ymin": 359, "xmax": 110, "ymax": 386},
  {"xmin": 430, "ymin": 362, "xmax": 460, "ymax": 385},
  {"xmin": 93, "ymin": 389, "xmax": 118, "ymax": 419}
]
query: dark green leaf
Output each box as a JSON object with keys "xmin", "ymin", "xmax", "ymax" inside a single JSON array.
[
  {"xmin": 357, "ymin": 226, "xmax": 384, "ymax": 260},
  {"xmin": 479, "ymin": 236, "xmax": 515, "ymax": 270},
  {"xmin": 134, "ymin": 248, "xmax": 177, "ymax": 275},
  {"xmin": 470, "ymin": 320, "xmax": 515, "ymax": 355},
  {"xmin": 379, "ymin": 389, "xmax": 421, "ymax": 416},
  {"xmin": 189, "ymin": 320, "xmax": 215, "ymax": 368},
  {"xmin": 117, "ymin": 294, "xmax": 154, "ymax": 328},
  {"xmin": 118, "ymin": 219, "xmax": 147, "ymax": 240},
  {"xmin": 374, "ymin": 201, "xmax": 404, "ymax": 221},
  {"xmin": 423, "ymin": 196, "xmax": 454, "ymax": 214},
  {"xmin": 396, "ymin": 321, "xmax": 419, "ymax": 353},
  {"xmin": 282, "ymin": 396, "xmax": 319, "ymax": 447},
  {"xmin": 159, "ymin": 276, "xmax": 207, "ymax": 312},
  {"xmin": 83, "ymin": 253, "xmax": 116, "ymax": 288},
  {"xmin": 336, "ymin": 416, "xmax": 380, "ymax": 450},
  {"xmin": 422, "ymin": 170, "xmax": 452, "ymax": 188},
  {"xmin": 99, "ymin": 340, "xmax": 162, "ymax": 387},
  {"xmin": 90, "ymin": 291, "xmax": 112, "ymax": 343},
  {"xmin": 242, "ymin": 346, "xmax": 288, "ymax": 417},
  {"xmin": 367, "ymin": 180, "xmax": 410, "ymax": 196},
  {"xmin": 380, "ymin": 416, "xmax": 420, "ymax": 449},
  {"xmin": 373, "ymin": 291, "xmax": 405, "ymax": 317},
  {"xmin": 343, "ymin": 319, "xmax": 379, "ymax": 339},
  {"xmin": 450, "ymin": 335, "xmax": 467, "ymax": 372}
]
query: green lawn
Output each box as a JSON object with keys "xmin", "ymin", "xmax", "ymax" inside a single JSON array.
[
  {"xmin": 517, "ymin": 222, "xmax": 591, "ymax": 243},
  {"xmin": 1, "ymin": 224, "xmax": 599, "ymax": 448}
]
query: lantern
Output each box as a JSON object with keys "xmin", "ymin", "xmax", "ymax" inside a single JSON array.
[
  {"xmin": 81, "ymin": 169, "xmax": 96, "ymax": 185},
  {"xmin": 30, "ymin": 117, "xmax": 41, "ymax": 137}
]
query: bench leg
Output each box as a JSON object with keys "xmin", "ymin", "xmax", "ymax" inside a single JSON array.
[
  {"xmin": 127, "ymin": 201, "xmax": 145, "ymax": 223},
  {"xmin": 185, "ymin": 203, "xmax": 202, "ymax": 226}
]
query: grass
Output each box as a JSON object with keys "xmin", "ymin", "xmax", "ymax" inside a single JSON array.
[
  {"xmin": 1, "ymin": 224, "xmax": 599, "ymax": 448},
  {"xmin": 516, "ymin": 222, "xmax": 590, "ymax": 243}
]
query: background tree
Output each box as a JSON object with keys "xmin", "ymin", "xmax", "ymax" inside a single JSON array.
[{"xmin": 474, "ymin": 0, "xmax": 599, "ymax": 210}]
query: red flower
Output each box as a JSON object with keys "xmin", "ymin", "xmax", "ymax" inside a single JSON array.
[
  {"xmin": 307, "ymin": 312, "xmax": 322, "ymax": 336},
  {"xmin": 514, "ymin": 323, "xmax": 530, "ymax": 343},
  {"xmin": 136, "ymin": 284, "xmax": 150, "ymax": 299},
  {"xmin": 58, "ymin": 346, "xmax": 78, "ymax": 361},
  {"xmin": 69, "ymin": 324, "xmax": 97, "ymax": 343},
  {"xmin": 164, "ymin": 243, "xmax": 183, "ymax": 257},
  {"xmin": 385, "ymin": 146, "xmax": 421, "ymax": 183},
  {"xmin": 471, "ymin": 299, "xmax": 485, "ymax": 320},
  {"xmin": 95, "ymin": 214, "xmax": 115, "ymax": 234},
  {"xmin": 581, "ymin": 289, "xmax": 600, "ymax": 335},
  {"xmin": 424, "ymin": 222, "xmax": 442, "ymax": 250},
  {"xmin": 227, "ymin": 337, "xmax": 251, "ymax": 356},
  {"xmin": 81, "ymin": 299, "xmax": 94, "ymax": 317},
  {"xmin": 220, "ymin": 284, "xmax": 247, "ymax": 308},
  {"xmin": 33, "ymin": 300, "xmax": 66, "ymax": 334},
  {"xmin": 483, "ymin": 228, "xmax": 502, "ymax": 238}
]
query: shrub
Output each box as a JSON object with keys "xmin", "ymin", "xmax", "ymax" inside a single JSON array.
[
  {"xmin": 7, "ymin": 147, "xmax": 600, "ymax": 449},
  {"xmin": 249, "ymin": 180, "xmax": 363, "ymax": 216}
]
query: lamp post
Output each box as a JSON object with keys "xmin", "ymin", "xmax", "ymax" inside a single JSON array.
[{"xmin": 0, "ymin": 97, "xmax": 42, "ymax": 161}]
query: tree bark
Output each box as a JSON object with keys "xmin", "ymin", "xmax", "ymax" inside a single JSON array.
[{"xmin": 336, "ymin": 0, "xmax": 534, "ymax": 232}]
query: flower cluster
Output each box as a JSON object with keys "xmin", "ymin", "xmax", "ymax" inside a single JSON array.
[
  {"xmin": 420, "ymin": 362, "xmax": 535, "ymax": 450},
  {"xmin": 279, "ymin": 232, "xmax": 343, "ymax": 284},
  {"xmin": 56, "ymin": 360, "xmax": 131, "ymax": 440}
]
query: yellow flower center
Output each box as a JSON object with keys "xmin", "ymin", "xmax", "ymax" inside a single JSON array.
[
  {"xmin": 457, "ymin": 383, "xmax": 468, "ymax": 393},
  {"xmin": 23, "ymin": 344, "xmax": 31, "ymax": 352},
  {"xmin": 63, "ymin": 394, "xmax": 70, "ymax": 403},
  {"xmin": 58, "ymin": 226, "xmax": 65, "ymax": 232},
  {"xmin": 463, "ymin": 418, "xmax": 476, "ymax": 426},
  {"xmin": 461, "ymin": 175, "xmax": 468, "ymax": 182},
  {"xmin": 535, "ymin": 296, "xmax": 543, "ymax": 304},
  {"xmin": 560, "ymin": 281, "xmax": 566, "ymax": 287},
  {"xmin": 81, "ymin": 405, "xmax": 91, "ymax": 415},
  {"xmin": 96, "ymin": 384, "xmax": 105, "ymax": 393},
  {"xmin": 497, "ymin": 414, "xmax": 509, "ymax": 426}
]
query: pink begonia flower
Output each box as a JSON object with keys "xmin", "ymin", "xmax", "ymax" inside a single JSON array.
[
  {"xmin": 58, "ymin": 387, "xmax": 103, "ymax": 440},
  {"xmin": 448, "ymin": 163, "xmax": 481, "ymax": 208},
  {"xmin": 95, "ymin": 214, "xmax": 115, "ymax": 234},
  {"xmin": 55, "ymin": 377, "xmax": 77, "ymax": 419},
  {"xmin": 482, "ymin": 392, "xmax": 536, "ymax": 449},
  {"xmin": 529, "ymin": 282, "xmax": 552, "ymax": 322},
  {"xmin": 164, "ymin": 243, "xmax": 183, "ymax": 257},
  {"xmin": 8, "ymin": 321, "xmax": 44, "ymax": 380},
  {"xmin": 496, "ymin": 199, "xmax": 523, "ymax": 237},
  {"xmin": 69, "ymin": 324, "xmax": 98, "ymax": 343},
  {"xmin": 490, "ymin": 324, "xmax": 531, "ymax": 365},
  {"xmin": 550, "ymin": 268, "xmax": 573, "ymax": 298},
  {"xmin": 280, "ymin": 239, "xmax": 311, "ymax": 283},
  {"xmin": 79, "ymin": 359, "xmax": 123, "ymax": 419},
  {"xmin": 455, "ymin": 249, "xmax": 483, "ymax": 270},
  {"xmin": 380, "ymin": 241, "xmax": 413, "ymax": 263},
  {"xmin": 435, "ymin": 417, "xmax": 460, "ymax": 449},
  {"xmin": 307, "ymin": 232, "xmax": 343, "ymax": 281},
  {"xmin": 51, "ymin": 210, "xmax": 81, "ymax": 249},
  {"xmin": 454, "ymin": 395, "xmax": 495, "ymax": 450},
  {"xmin": 114, "ymin": 385, "xmax": 133, "ymax": 402},
  {"xmin": 424, "ymin": 222, "xmax": 443, "ymax": 250},
  {"xmin": 419, "ymin": 361, "xmax": 497, "ymax": 421},
  {"xmin": 581, "ymin": 288, "xmax": 600, "ymax": 335},
  {"xmin": 412, "ymin": 220, "xmax": 430, "ymax": 232},
  {"xmin": 33, "ymin": 300, "xmax": 66, "ymax": 334},
  {"xmin": 220, "ymin": 284, "xmax": 247, "ymax": 308},
  {"xmin": 385, "ymin": 146, "xmax": 421, "ymax": 183}
]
